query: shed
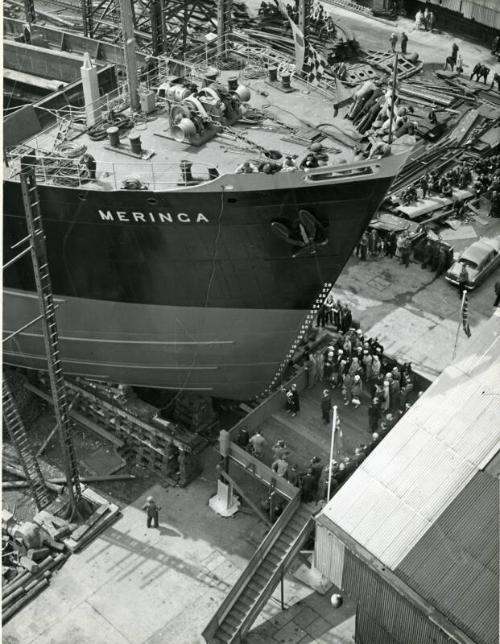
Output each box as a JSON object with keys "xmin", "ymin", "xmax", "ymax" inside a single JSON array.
[{"xmin": 314, "ymin": 310, "xmax": 500, "ymax": 644}]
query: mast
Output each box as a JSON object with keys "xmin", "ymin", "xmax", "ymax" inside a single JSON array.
[{"xmin": 118, "ymin": 0, "xmax": 141, "ymax": 113}]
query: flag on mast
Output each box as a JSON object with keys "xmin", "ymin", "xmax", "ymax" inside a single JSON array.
[
  {"xmin": 274, "ymin": 0, "xmax": 305, "ymax": 70},
  {"xmin": 461, "ymin": 291, "xmax": 471, "ymax": 338}
]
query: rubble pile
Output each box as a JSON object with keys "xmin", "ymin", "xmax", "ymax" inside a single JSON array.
[{"xmin": 2, "ymin": 488, "xmax": 120, "ymax": 624}]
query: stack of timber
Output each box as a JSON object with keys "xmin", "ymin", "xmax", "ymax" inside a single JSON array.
[
  {"xmin": 34, "ymin": 376, "xmax": 206, "ymax": 487},
  {"xmin": 172, "ymin": 393, "xmax": 220, "ymax": 438}
]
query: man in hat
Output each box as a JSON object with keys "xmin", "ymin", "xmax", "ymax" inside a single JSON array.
[
  {"xmin": 272, "ymin": 439, "xmax": 289, "ymax": 460},
  {"xmin": 458, "ymin": 265, "xmax": 469, "ymax": 299},
  {"xmin": 321, "ymin": 389, "xmax": 332, "ymax": 423},
  {"xmin": 368, "ymin": 396, "xmax": 381, "ymax": 433},
  {"xmin": 300, "ymin": 468, "xmax": 316, "ymax": 503},
  {"xmin": 351, "ymin": 374, "xmax": 363, "ymax": 408},
  {"xmin": 401, "ymin": 32, "xmax": 408, "ymax": 55},
  {"xmin": 310, "ymin": 456, "xmax": 323, "ymax": 493},
  {"xmin": 142, "ymin": 496, "xmax": 160, "ymax": 528}
]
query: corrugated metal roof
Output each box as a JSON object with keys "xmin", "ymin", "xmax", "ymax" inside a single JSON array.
[
  {"xmin": 397, "ymin": 471, "xmax": 499, "ymax": 644},
  {"xmin": 320, "ymin": 311, "xmax": 500, "ymax": 569}
]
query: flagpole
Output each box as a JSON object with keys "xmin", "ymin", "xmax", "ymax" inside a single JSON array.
[
  {"xmin": 327, "ymin": 405, "xmax": 338, "ymax": 502},
  {"xmin": 452, "ymin": 289, "xmax": 467, "ymax": 360},
  {"xmin": 387, "ymin": 53, "xmax": 398, "ymax": 145}
]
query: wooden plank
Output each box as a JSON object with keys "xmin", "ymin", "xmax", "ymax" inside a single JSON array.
[
  {"xmin": 63, "ymin": 507, "xmax": 120, "ymax": 552},
  {"xmin": 448, "ymin": 109, "xmax": 479, "ymax": 144},
  {"xmin": 71, "ymin": 504, "xmax": 110, "ymax": 541}
]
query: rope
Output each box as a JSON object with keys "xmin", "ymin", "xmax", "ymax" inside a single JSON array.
[
  {"xmin": 87, "ymin": 115, "xmax": 134, "ymax": 141},
  {"xmin": 54, "ymin": 142, "xmax": 87, "ymax": 158}
]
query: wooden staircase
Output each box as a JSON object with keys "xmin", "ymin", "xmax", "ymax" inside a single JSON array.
[{"xmin": 202, "ymin": 494, "xmax": 314, "ymax": 643}]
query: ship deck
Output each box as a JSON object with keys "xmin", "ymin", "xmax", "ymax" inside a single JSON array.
[{"xmin": 5, "ymin": 66, "xmax": 365, "ymax": 192}]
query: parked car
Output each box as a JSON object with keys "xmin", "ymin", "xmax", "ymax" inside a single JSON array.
[{"xmin": 445, "ymin": 237, "xmax": 500, "ymax": 289}]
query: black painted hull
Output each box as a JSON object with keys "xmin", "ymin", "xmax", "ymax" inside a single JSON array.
[{"xmin": 3, "ymin": 162, "xmax": 399, "ymax": 399}]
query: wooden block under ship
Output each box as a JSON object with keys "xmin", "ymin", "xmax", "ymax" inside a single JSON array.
[{"xmin": 3, "ymin": 23, "xmax": 411, "ymax": 400}]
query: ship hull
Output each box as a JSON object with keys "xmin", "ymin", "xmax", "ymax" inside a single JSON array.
[
  {"xmin": 3, "ymin": 155, "xmax": 405, "ymax": 399},
  {"xmin": 3, "ymin": 289, "xmax": 306, "ymax": 399}
]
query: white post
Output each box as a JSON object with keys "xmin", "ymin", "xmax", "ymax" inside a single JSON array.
[
  {"xmin": 327, "ymin": 405, "xmax": 338, "ymax": 502},
  {"xmin": 80, "ymin": 52, "xmax": 100, "ymax": 127}
]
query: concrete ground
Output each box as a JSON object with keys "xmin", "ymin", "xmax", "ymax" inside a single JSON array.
[
  {"xmin": 2, "ymin": 447, "xmax": 356, "ymax": 644},
  {"xmin": 4, "ymin": 7, "xmax": 499, "ymax": 644},
  {"xmin": 334, "ymin": 206, "xmax": 500, "ymax": 380}
]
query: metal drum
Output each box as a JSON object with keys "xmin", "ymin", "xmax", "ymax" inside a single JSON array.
[{"xmin": 172, "ymin": 118, "xmax": 196, "ymax": 142}]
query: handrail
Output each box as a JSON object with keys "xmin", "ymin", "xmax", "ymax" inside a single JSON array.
[
  {"xmin": 228, "ymin": 443, "xmax": 299, "ymax": 500},
  {"xmin": 239, "ymin": 513, "xmax": 315, "ymax": 640},
  {"xmin": 202, "ymin": 490, "xmax": 301, "ymax": 642}
]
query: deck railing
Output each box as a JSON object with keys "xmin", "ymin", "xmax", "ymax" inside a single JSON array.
[{"xmin": 4, "ymin": 152, "xmax": 218, "ymax": 191}]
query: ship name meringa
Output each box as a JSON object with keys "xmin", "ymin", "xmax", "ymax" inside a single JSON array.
[{"xmin": 98, "ymin": 210, "xmax": 211, "ymax": 224}]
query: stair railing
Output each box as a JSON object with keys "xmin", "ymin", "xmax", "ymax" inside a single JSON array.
[
  {"xmin": 202, "ymin": 490, "xmax": 301, "ymax": 643},
  {"xmin": 239, "ymin": 513, "xmax": 316, "ymax": 640}
]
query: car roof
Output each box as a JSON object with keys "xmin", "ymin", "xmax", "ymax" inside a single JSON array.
[{"xmin": 461, "ymin": 238, "xmax": 500, "ymax": 264}]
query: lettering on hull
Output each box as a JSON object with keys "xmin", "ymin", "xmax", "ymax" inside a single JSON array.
[{"xmin": 98, "ymin": 210, "xmax": 210, "ymax": 224}]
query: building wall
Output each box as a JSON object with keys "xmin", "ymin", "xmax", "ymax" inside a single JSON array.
[
  {"xmin": 342, "ymin": 549, "xmax": 456, "ymax": 644},
  {"xmin": 314, "ymin": 524, "xmax": 459, "ymax": 644},
  {"xmin": 355, "ymin": 610, "xmax": 402, "ymax": 644}
]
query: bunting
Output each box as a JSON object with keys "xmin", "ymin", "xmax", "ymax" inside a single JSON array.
[{"xmin": 302, "ymin": 40, "xmax": 327, "ymax": 85}]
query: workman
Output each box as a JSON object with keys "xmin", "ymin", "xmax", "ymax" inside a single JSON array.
[
  {"xmin": 319, "ymin": 16, "xmax": 335, "ymax": 41},
  {"xmin": 235, "ymin": 160, "xmax": 258, "ymax": 173},
  {"xmin": 401, "ymin": 32, "xmax": 408, "ymax": 55},
  {"xmin": 249, "ymin": 431, "xmax": 266, "ymax": 458},
  {"xmin": 260, "ymin": 162, "xmax": 281, "ymax": 174},
  {"xmin": 300, "ymin": 153, "xmax": 320, "ymax": 169},
  {"xmin": 458, "ymin": 265, "xmax": 469, "ymax": 298},
  {"xmin": 142, "ymin": 496, "xmax": 160, "ymax": 529},
  {"xmin": 80, "ymin": 153, "xmax": 97, "ymax": 181},
  {"xmin": 369, "ymin": 141, "xmax": 391, "ymax": 159},
  {"xmin": 479, "ymin": 66, "xmax": 490, "ymax": 84},
  {"xmin": 271, "ymin": 457, "xmax": 289, "ymax": 478},
  {"xmin": 347, "ymin": 80, "xmax": 377, "ymax": 120},
  {"xmin": 489, "ymin": 191, "xmax": 500, "ymax": 218},
  {"xmin": 470, "ymin": 63, "xmax": 483, "ymax": 82},
  {"xmin": 320, "ymin": 389, "xmax": 332, "ymax": 423},
  {"xmin": 282, "ymin": 155, "xmax": 298, "ymax": 171},
  {"xmin": 490, "ymin": 72, "xmax": 500, "ymax": 91},
  {"xmin": 310, "ymin": 143, "xmax": 329, "ymax": 166},
  {"xmin": 353, "ymin": 82, "xmax": 384, "ymax": 126}
]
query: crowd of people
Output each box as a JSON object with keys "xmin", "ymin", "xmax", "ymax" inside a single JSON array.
[
  {"xmin": 353, "ymin": 228, "xmax": 411, "ymax": 263},
  {"xmin": 414, "ymin": 7, "xmax": 436, "ymax": 32},
  {"xmin": 398, "ymin": 152, "xmax": 500, "ymax": 214},
  {"xmin": 233, "ymin": 298, "xmax": 420, "ymax": 507}
]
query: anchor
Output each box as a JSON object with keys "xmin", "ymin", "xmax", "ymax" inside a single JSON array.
[{"xmin": 271, "ymin": 209, "xmax": 328, "ymax": 258}]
